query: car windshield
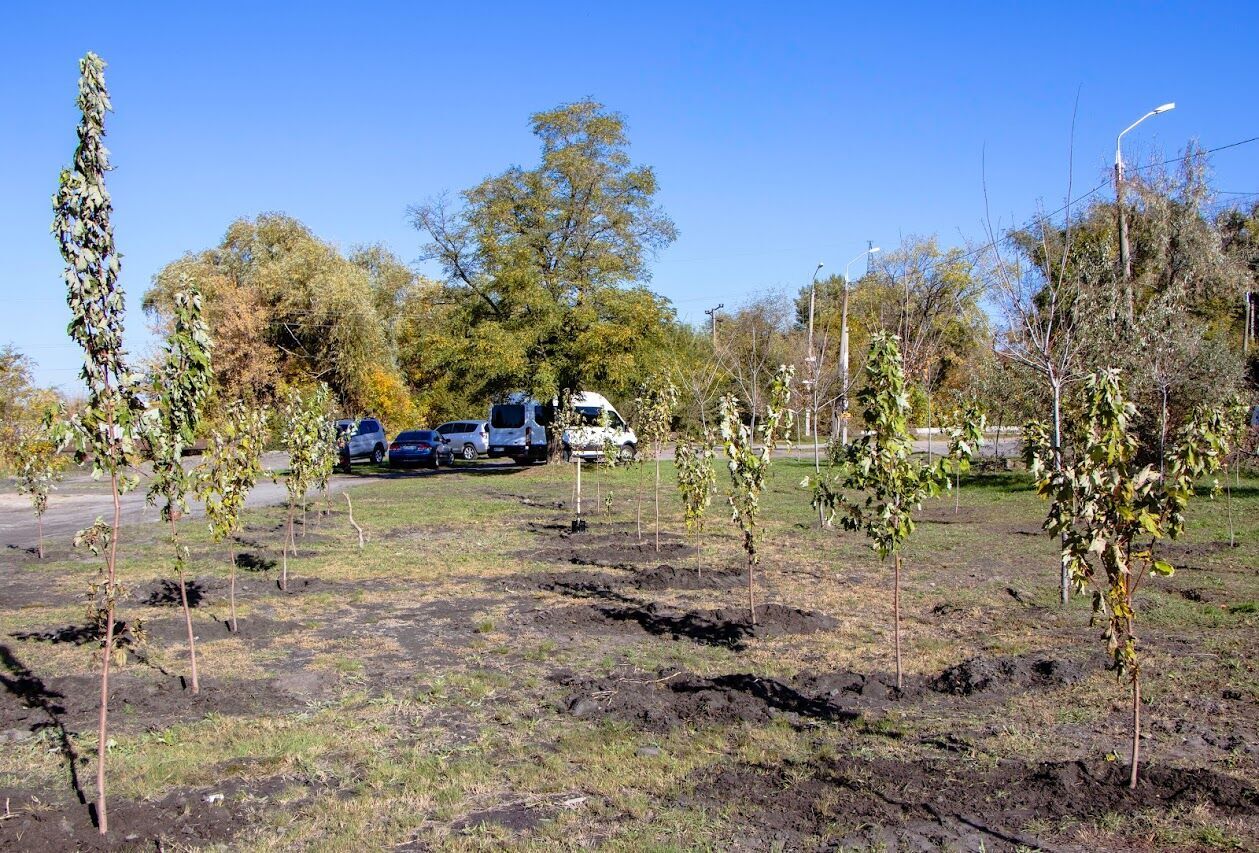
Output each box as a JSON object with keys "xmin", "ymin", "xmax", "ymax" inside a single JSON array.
[
  {"xmin": 574, "ymin": 406, "xmax": 603, "ymax": 426},
  {"xmin": 491, "ymin": 405, "xmax": 525, "ymax": 429}
]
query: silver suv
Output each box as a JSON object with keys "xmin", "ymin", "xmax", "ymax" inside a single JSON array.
[
  {"xmin": 336, "ymin": 417, "xmax": 388, "ymax": 469},
  {"xmin": 435, "ymin": 420, "xmax": 489, "ymax": 460}
]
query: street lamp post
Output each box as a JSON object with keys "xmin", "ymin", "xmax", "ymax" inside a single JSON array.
[
  {"xmin": 1116, "ymin": 102, "xmax": 1175, "ymax": 310},
  {"xmin": 838, "ymin": 246, "xmax": 879, "ymax": 445},
  {"xmin": 805, "ymin": 262, "xmax": 825, "ymax": 475}
]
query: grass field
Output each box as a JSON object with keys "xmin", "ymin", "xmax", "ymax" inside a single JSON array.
[{"xmin": 2, "ymin": 456, "xmax": 1256, "ymax": 850}]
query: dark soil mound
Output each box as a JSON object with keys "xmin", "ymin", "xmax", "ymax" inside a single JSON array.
[
  {"xmin": 686, "ymin": 756, "xmax": 1258, "ymax": 851},
  {"xmin": 558, "ymin": 668, "xmax": 860, "ymax": 732},
  {"xmin": 596, "ymin": 602, "xmax": 838, "ymax": 649},
  {"xmin": 931, "ymin": 653, "xmax": 1087, "ymax": 697},
  {"xmin": 536, "ymin": 564, "xmax": 740, "ymax": 596}
]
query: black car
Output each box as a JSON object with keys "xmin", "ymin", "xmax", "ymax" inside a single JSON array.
[{"xmin": 388, "ymin": 430, "xmax": 455, "ymax": 469}]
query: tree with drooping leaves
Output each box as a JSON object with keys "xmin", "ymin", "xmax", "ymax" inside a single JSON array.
[
  {"xmin": 637, "ymin": 375, "xmax": 679, "ymax": 551},
  {"xmin": 145, "ymin": 285, "xmax": 213, "ymax": 694},
  {"xmin": 941, "ymin": 400, "xmax": 986, "ymax": 514},
  {"xmin": 51, "ymin": 51, "xmax": 154, "ymax": 836},
  {"xmin": 833, "ymin": 333, "xmax": 949, "ymax": 691},
  {"xmin": 278, "ymin": 385, "xmax": 333, "ymax": 589},
  {"xmin": 675, "ymin": 432, "xmax": 717, "ymax": 570},
  {"xmin": 721, "ymin": 364, "xmax": 794, "ymax": 625},
  {"xmin": 15, "ymin": 410, "xmax": 69, "ymax": 559},
  {"xmin": 196, "ymin": 401, "xmax": 270, "ymax": 633},
  {"xmin": 311, "ymin": 396, "xmax": 340, "ymax": 519},
  {"xmin": 1025, "ymin": 370, "xmax": 1227, "ymax": 789}
]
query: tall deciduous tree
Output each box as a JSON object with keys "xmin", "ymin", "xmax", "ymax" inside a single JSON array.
[
  {"xmin": 146, "ymin": 286, "xmax": 213, "ymax": 694},
  {"xmin": 834, "ymin": 334, "xmax": 948, "ymax": 691},
  {"xmin": 411, "ymin": 100, "xmax": 677, "ymax": 405},
  {"xmin": 51, "ymin": 52, "xmax": 153, "ymax": 836},
  {"xmin": 1025, "ymin": 371, "xmax": 1227, "ymax": 788},
  {"xmin": 721, "ymin": 365, "xmax": 794, "ymax": 625}
]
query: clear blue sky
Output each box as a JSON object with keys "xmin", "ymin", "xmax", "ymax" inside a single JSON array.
[{"xmin": 3, "ymin": 2, "xmax": 1256, "ymax": 390}]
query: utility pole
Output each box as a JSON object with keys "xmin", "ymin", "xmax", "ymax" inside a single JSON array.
[
  {"xmin": 705, "ymin": 303, "xmax": 724, "ymax": 349},
  {"xmin": 806, "ymin": 263, "xmax": 823, "ymax": 456}
]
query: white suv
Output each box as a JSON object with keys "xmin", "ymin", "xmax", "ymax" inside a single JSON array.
[{"xmin": 435, "ymin": 420, "xmax": 489, "ymax": 461}]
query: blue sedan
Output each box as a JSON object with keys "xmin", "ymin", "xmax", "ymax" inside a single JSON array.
[{"xmin": 388, "ymin": 430, "xmax": 455, "ymax": 469}]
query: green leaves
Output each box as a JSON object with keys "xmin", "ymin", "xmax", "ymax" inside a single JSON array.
[
  {"xmin": 675, "ymin": 433, "xmax": 717, "ymax": 534},
  {"xmin": 1027, "ymin": 370, "xmax": 1231, "ymax": 680},
  {"xmin": 196, "ymin": 401, "xmax": 271, "ymax": 543},
  {"xmin": 832, "ymin": 333, "xmax": 946, "ymax": 560},
  {"xmin": 721, "ymin": 364, "xmax": 794, "ymax": 564}
]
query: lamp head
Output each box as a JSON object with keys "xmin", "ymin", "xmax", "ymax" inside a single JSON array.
[
  {"xmin": 1153, "ymin": 102, "xmax": 1176, "ymax": 114},
  {"xmin": 869, "ymin": 247, "xmax": 881, "ymax": 254}
]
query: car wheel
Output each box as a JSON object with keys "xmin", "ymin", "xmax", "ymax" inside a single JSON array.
[
  {"xmin": 618, "ymin": 443, "xmax": 637, "ymax": 462},
  {"xmin": 371, "ymin": 446, "xmax": 384, "ymax": 464},
  {"xmin": 462, "ymin": 444, "xmax": 477, "ymax": 461}
]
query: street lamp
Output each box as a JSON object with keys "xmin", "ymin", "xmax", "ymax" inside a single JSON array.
[
  {"xmin": 838, "ymin": 246, "xmax": 879, "ymax": 445},
  {"xmin": 1116, "ymin": 102, "xmax": 1175, "ymax": 291}
]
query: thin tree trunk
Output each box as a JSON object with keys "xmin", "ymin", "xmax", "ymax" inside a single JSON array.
[
  {"xmin": 654, "ymin": 449, "xmax": 660, "ymax": 552},
  {"xmin": 96, "ymin": 472, "xmax": 122, "ymax": 835},
  {"xmin": 171, "ymin": 516, "xmax": 199, "ymax": 694},
  {"xmin": 282, "ymin": 503, "xmax": 294, "ymax": 591},
  {"xmin": 228, "ymin": 547, "xmax": 238, "ymax": 633},
  {"xmin": 1226, "ymin": 478, "xmax": 1234, "ymax": 547},
  {"xmin": 37, "ymin": 514, "xmax": 44, "ymax": 560},
  {"xmin": 1052, "ymin": 382, "xmax": 1069, "ymax": 606},
  {"xmin": 636, "ymin": 461, "xmax": 643, "ymax": 543},
  {"xmin": 747, "ymin": 551, "xmax": 756, "ymax": 626},
  {"xmin": 893, "ymin": 553, "xmax": 903, "ymax": 692},
  {"xmin": 1159, "ymin": 388, "xmax": 1168, "ymax": 480},
  {"xmin": 954, "ymin": 468, "xmax": 960, "ymax": 514},
  {"xmin": 1130, "ymin": 672, "xmax": 1141, "ymax": 789}
]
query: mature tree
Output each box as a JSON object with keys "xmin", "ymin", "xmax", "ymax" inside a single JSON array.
[
  {"xmin": 1, "ymin": 345, "xmax": 40, "ymax": 461},
  {"xmin": 411, "ymin": 100, "xmax": 677, "ymax": 407},
  {"xmin": 1025, "ymin": 371, "xmax": 1227, "ymax": 788},
  {"xmin": 146, "ymin": 287, "xmax": 214, "ymax": 694},
  {"xmin": 145, "ymin": 215, "xmax": 404, "ymax": 417},
  {"xmin": 51, "ymin": 51, "xmax": 153, "ymax": 836}
]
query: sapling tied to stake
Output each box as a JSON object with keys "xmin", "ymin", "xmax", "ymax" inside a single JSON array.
[
  {"xmin": 675, "ymin": 433, "xmax": 717, "ymax": 572},
  {"xmin": 51, "ymin": 50, "xmax": 154, "ymax": 836},
  {"xmin": 831, "ymin": 333, "xmax": 949, "ymax": 691},
  {"xmin": 145, "ymin": 286, "xmax": 213, "ymax": 694},
  {"xmin": 1024, "ymin": 370, "xmax": 1227, "ymax": 789},
  {"xmin": 14, "ymin": 410, "xmax": 68, "ymax": 559},
  {"xmin": 720, "ymin": 364, "xmax": 794, "ymax": 625},
  {"xmin": 942, "ymin": 400, "xmax": 986, "ymax": 514},
  {"xmin": 310, "ymin": 392, "xmax": 340, "ymax": 521},
  {"xmin": 196, "ymin": 402, "xmax": 270, "ymax": 633}
]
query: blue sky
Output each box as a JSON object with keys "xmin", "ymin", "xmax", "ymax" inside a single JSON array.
[{"xmin": 3, "ymin": 2, "xmax": 1256, "ymax": 390}]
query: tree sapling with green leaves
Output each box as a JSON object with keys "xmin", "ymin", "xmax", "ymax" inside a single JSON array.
[
  {"xmin": 278, "ymin": 385, "xmax": 332, "ymax": 588},
  {"xmin": 637, "ymin": 375, "xmax": 679, "ymax": 551},
  {"xmin": 145, "ymin": 286, "xmax": 213, "ymax": 694},
  {"xmin": 14, "ymin": 411, "xmax": 68, "ymax": 559},
  {"xmin": 721, "ymin": 364, "xmax": 794, "ymax": 624},
  {"xmin": 832, "ymin": 333, "xmax": 948, "ymax": 691},
  {"xmin": 942, "ymin": 400, "xmax": 986, "ymax": 514},
  {"xmin": 196, "ymin": 401, "xmax": 270, "ymax": 632},
  {"xmin": 1025, "ymin": 370, "xmax": 1227, "ymax": 788},
  {"xmin": 675, "ymin": 432, "xmax": 717, "ymax": 570},
  {"xmin": 51, "ymin": 51, "xmax": 154, "ymax": 835}
]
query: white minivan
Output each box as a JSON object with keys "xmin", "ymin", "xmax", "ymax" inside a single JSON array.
[
  {"xmin": 487, "ymin": 394, "xmax": 554, "ymax": 464},
  {"xmin": 560, "ymin": 391, "xmax": 638, "ymax": 462}
]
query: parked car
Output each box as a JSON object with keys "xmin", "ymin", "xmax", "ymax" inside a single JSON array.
[
  {"xmin": 487, "ymin": 395, "xmax": 554, "ymax": 464},
  {"xmin": 388, "ymin": 429, "xmax": 455, "ymax": 469},
  {"xmin": 560, "ymin": 391, "xmax": 637, "ymax": 461},
  {"xmin": 336, "ymin": 417, "xmax": 387, "ymax": 469},
  {"xmin": 435, "ymin": 420, "xmax": 489, "ymax": 461}
]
